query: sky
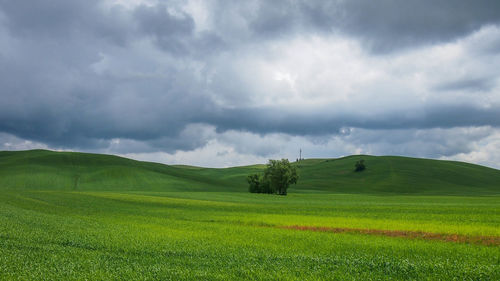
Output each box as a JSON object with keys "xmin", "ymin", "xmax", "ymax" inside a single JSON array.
[{"xmin": 0, "ymin": 0, "xmax": 500, "ymax": 168}]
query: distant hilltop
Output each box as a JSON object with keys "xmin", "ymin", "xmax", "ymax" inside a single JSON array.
[{"xmin": 0, "ymin": 149, "xmax": 499, "ymax": 195}]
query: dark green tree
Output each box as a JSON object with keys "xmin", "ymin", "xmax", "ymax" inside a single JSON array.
[
  {"xmin": 354, "ymin": 159, "xmax": 366, "ymax": 172},
  {"xmin": 246, "ymin": 159, "xmax": 299, "ymax": 195},
  {"xmin": 263, "ymin": 159, "xmax": 298, "ymax": 195},
  {"xmin": 247, "ymin": 174, "xmax": 262, "ymax": 193}
]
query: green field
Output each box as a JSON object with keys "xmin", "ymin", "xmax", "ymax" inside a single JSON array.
[{"xmin": 0, "ymin": 150, "xmax": 499, "ymax": 280}]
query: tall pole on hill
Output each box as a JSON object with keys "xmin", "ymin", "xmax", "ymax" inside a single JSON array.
[{"xmin": 299, "ymin": 149, "xmax": 302, "ymax": 161}]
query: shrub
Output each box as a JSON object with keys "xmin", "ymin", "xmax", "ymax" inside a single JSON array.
[{"xmin": 354, "ymin": 159, "xmax": 366, "ymax": 172}]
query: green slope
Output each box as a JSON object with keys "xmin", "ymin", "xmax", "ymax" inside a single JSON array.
[
  {"xmin": 0, "ymin": 150, "xmax": 235, "ymax": 192},
  {"xmin": 293, "ymin": 155, "xmax": 500, "ymax": 195},
  {"xmin": 0, "ymin": 150, "xmax": 499, "ymax": 195}
]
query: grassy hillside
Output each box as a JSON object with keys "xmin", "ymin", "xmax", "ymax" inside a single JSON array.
[
  {"xmin": 1, "ymin": 150, "xmax": 499, "ymax": 280},
  {"xmin": 0, "ymin": 150, "xmax": 499, "ymax": 195},
  {"xmin": 294, "ymin": 155, "xmax": 500, "ymax": 195},
  {"xmin": 0, "ymin": 150, "xmax": 237, "ymax": 192}
]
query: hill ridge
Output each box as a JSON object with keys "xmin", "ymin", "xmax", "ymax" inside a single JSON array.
[{"xmin": 0, "ymin": 149, "xmax": 499, "ymax": 195}]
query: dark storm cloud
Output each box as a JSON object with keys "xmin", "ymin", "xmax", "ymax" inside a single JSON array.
[
  {"xmin": 0, "ymin": 33, "xmax": 214, "ymax": 151},
  {"xmin": 133, "ymin": 3, "xmax": 226, "ymax": 57},
  {"xmin": 0, "ymin": 0, "xmax": 132, "ymax": 45},
  {"xmin": 0, "ymin": 61, "xmax": 214, "ymax": 151},
  {"xmin": 0, "ymin": 0, "xmax": 218, "ymax": 151},
  {"xmin": 0, "ymin": 0, "xmax": 97, "ymax": 36},
  {"xmin": 248, "ymin": 1, "xmax": 299, "ymax": 38},
  {"xmin": 134, "ymin": 4, "xmax": 195, "ymax": 55},
  {"xmin": 205, "ymin": 104, "xmax": 500, "ymax": 136},
  {"xmin": 243, "ymin": 0, "xmax": 500, "ymax": 52},
  {"xmin": 331, "ymin": 0, "xmax": 500, "ymax": 53},
  {"xmin": 0, "ymin": 0, "xmax": 499, "ymax": 157}
]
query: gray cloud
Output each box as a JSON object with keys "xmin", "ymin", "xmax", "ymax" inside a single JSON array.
[
  {"xmin": 434, "ymin": 77, "xmax": 495, "ymax": 92},
  {"xmin": 0, "ymin": 0, "xmax": 215, "ymax": 150},
  {"xmin": 0, "ymin": 0, "xmax": 132, "ymax": 45},
  {"xmin": 114, "ymin": 126, "xmax": 500, "ymax": 169},
  {"xmin": 240, "ymin": 0, "xmax": 500, "ymax": 53},
  {"xmin": 204, "ymin": 103, "xmax": 500, "ymax": 136},
  {"xmin": 0, "ymin": 0, "xmax": 499, "ymax": 168},
  {"xmin": 134, "ymin": 4, "xmax": 195, "ymax": 55},
  {"xmin": 333, "ymin": 0, "xmax": 500, "ymax": 53},
  {"xmin": 341, "ymin": 127, "xmax": 493, "ymax": 158},
  {"xmin": 248, "ymin": 1, "xmax": 300, "ymax": 38}
]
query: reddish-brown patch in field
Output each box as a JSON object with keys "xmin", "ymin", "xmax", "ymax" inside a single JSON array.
[{"xmin": 278, "ymin": 225, "xmax": 500, "ymax": 246}]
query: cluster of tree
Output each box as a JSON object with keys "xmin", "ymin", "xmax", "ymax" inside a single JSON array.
[
  {"xmin": 247, "ymin": 159, "xmax": 298, "ymax": 195},
  {"xmin": 354, "ymin": 159, "xmax": 366, "ymax": 172}
]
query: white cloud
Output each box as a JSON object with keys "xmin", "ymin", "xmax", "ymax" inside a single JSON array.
[
  {"xmin": 0, "ymin": 133, "xmax": 48, "ymax": 151},
  {"xmin": 118, "ymin": 127, "xmax": 500, "ymax": 169},
  {"xmin": 441, "ymin": 129, "xmax": 500, "ymax": 169},
  {"xmin": 207, "ymin": 26, "xmax": 499, "ymax": 117}
]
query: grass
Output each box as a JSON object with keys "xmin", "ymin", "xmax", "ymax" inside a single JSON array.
[
  {"xmin": 0, "ymin": 150, "xmax": 499, "ymax": 280},
  {"xmin": 1, "ymin": 149, "xmax": 500, "ymax": 195}
]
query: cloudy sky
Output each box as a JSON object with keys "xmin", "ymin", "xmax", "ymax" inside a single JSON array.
[{"xmin": 1, "ymin": 0, "xmax": 500, "ymax": 168}]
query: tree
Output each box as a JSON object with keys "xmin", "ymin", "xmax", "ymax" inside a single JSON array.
[
  {"xmin": 247, "ymin": 174, "xmax": 262, "ymax": 193},
  {"xmin": 354, "ymin": 159, "xmax": 366, "ymax": 172},
  {"xmin": 246, "ymin": 159, "xmax": 299, "ymax": 195},
  {"xmin": 263, "ymin": 159, "xmax": 298, "ymax": 195}
]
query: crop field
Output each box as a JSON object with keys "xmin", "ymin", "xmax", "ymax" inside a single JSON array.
[
  {"xmin": 0, "ymin": 150, "xmax": 499, "ymax": 280},
  {"xmin": 0, "ymin": 191, "xmax": 499, "ymax": 280}
]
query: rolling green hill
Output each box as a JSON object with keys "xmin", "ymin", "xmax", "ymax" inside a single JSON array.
[
  {"xmin": 294, "ymin": 155, "xmax": 500, "ymax": 195},
  {"xmin": 1, "ymin": 149, "xmax": 499, "ymax": 280},
  {"xmin": 0, "ymin": 149, "xmax": 499, "ymax": 195}
]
